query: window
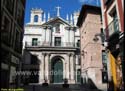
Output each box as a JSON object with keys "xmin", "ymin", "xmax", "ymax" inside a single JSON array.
[
  {"xmin": 101, "ymin": 28, "xmax": 105, "ymax": 43},
  {"xmin": 15, "ymin": 30, "xmax": 21, "ymax": 53},
  {"xmin": 1, "ymin": 16, "xmax": 11, "ymax": 46},
  {"xmin": 55, "ymin": 24, "xmax": 60, "ymax": 33},
  {"xmin": 102, "ymin": 51, "xmax": 107, "ymax": 64},
  {"xmin": 105, "ymin": 0, "xmax": 113, "ymax": 5},
  {"xmin": 77, "ymin": 69, "xmax": 81, "ymax": 83},
  {"xmin": 34, "ymin": 15, "xmax": 38, "ymax": 22},
  {"xmin": 112, "ymin": 11, "xmax": 119, "ymax": 32},
  {"xmin": 4, "ymin": 0, "xmax": 14, "ymax": 14},
  {"xmin": 78, "ymin": 55, "xmax": 81, "ymax": 65},
  {"xmin": 9, "ymin": 66, "xmax": 16, "ymax": 84},
  {"xmin": 77, "ymin": 40, "xmax": 80, "ymax": 47},
  {"xmin": 54, "ymin": 37, "xmax": 61, "ymax": 46},
  {"xmin": 102, "ymin": 51, "xmax": 108, "ymax": 83},
  {"xmin": 108, "ymin": 10, "xmax": 119, "ymax": 36},
  {"xmin": 102, "ymin": 71, "xmax": 108, "ymax": 83},
  {"xmin": 16, "ymin": 5, "xmax": 24, "ymax": 27},
  {"xmin": 32, "ymin": 38, "xmax": 38, "ymax": 46}
]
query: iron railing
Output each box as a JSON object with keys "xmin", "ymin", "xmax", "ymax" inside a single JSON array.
[
  {"xmin": 25, "ymin": 41, "xmax": 80, "ymax": 48},
  {"xmin": 105, "ymin": 19, "xmax": 119, "ymax": 36}
]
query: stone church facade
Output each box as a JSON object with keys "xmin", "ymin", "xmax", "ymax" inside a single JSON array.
[{"xmin": 22, "ymin": 8, "xmax": 80, "ymax": 84}]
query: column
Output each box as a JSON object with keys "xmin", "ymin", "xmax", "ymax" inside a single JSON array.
[
  {"xmin": 44, "ymin": 53, "xmax": 50, "ymax": 83},
  {"xmin": 70, "ymin": 27, "xmax": 75, "ymax": 47},
  {"xmin": 70, "ymin": 53, "xmax": 75, "ymax": 83},
  {"xmin": 46, "ymin": 28, "xmax": 49, "ymax": 43},
  {"xmin": 47, "ymin": 26, "xmax": 52, "ymax": 46},
  {"xmin": 65, "ymin": 53, "xmax": 70, "ymax": 82},
  {"xmin": 38, "ymin": 53, "xmax": 45, "ymax": 84}
]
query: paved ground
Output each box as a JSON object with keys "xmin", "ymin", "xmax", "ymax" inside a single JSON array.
[{"xmin": 22, "ymin": 84, "xmax": 103, "ymax": 91}]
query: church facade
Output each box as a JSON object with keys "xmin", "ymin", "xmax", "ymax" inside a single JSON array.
[{"xmin": 22, "ymin": 8, "xmax": 80, "ymax": 84}]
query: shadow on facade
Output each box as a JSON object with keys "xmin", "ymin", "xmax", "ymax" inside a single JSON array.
[
  {"xmin": 81, "ymin": 78, "xmax": 102, "ymax": 91},
  {"xmin": 21, "ymin": 50, "xmax": 40, "ymax": 85}
]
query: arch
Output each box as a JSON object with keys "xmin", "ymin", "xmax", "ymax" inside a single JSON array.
[
  {"xmin": 50, "ymin": 56, "xmax": 64, "ymax": 83},
  {"xmin": 34, "ymin": 15, "xmax": 38, "ymax": 22}
]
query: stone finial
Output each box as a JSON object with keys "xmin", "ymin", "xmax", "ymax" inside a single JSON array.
[
  {"xmin": 43, "ymin": 12, "xmax": 46, "ymax": 22},
  {"xmin": 70, "ymin": 14, "xmax": 73, "ymax": 25},
  {"xmin": 48, "ymin": 12, "xmax": 50, "ymax": 21},
  {"xmin": 66, "ymin": 14, "xmax": 69, "ymax": 23}
]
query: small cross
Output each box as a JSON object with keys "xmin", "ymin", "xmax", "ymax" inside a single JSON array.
[{"xmin": 56, "ymin": 6, "xmax": 61, "ymax": 17}]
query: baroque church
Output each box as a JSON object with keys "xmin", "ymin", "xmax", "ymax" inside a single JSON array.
[{"xmin": 22, "ymin": 8, "xmax": 80, "ymax": 84}]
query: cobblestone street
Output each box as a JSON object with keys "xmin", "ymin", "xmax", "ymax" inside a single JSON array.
[{"xmin": 22, "ymin": 84, "xmax": 103, "ymax": 91}]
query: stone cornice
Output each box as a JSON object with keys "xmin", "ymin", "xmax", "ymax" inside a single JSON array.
[{"xmin": 25, "ymin": 47, "xmax": 78, "ymax": 51}]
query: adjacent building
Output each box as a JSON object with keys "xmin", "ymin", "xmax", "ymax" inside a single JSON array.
[
  {"xmin": 77, "ymin": 5, "xmax": 107, "ymax": 90},
  {"xmin": 22, "ymin": 8, "xmax": 81, "ymax": 84},
  {"xmin": 1, "ymin": 0, "xmax": 26, "ymax": 88},
  {"xmin": 100, "ymin": 0, "xmax": 124, "ymax": 90}
]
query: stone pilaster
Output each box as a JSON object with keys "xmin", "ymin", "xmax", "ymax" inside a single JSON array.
[
  {"xmin": 70, "ymin": 27, "xmax": 75, "ymax": 46},
  {"xmin": 44, "ymin": 53, "xmax": 50, "ymax": 83},
  {"xmin": 65, "ymin": 53, "xmax": 70, "ymax": 82},
  {"xmin": 69, "ymin": 53, "xmax": 75, "ymax": 83},
  {"xmin": 38, "ymin": 53, "xmax": 45, "ymax": 84}
]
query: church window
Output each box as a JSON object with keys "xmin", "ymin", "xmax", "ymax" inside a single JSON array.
[
  {"xmin": 34, "ymin": 15, "xmax": 38, "ymax": 22},
  {"xmin": 55, "ymin": 24, "xmax": 60, "ymax": 33},
  {"xmin": 32, "ymin": 38, "xmax": 38, "ymax": 46},
  {"xmin": 76, "ymin": 40, "xmax": 80, "ymax": 47},
  {"xmin": 54, "ymin": 37, "xmax": 61, "ymax": 46}
]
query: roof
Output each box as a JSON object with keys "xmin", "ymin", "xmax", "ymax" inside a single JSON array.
[
  {"xmin": 25, "ymin": 16, "xmax": 75, "ymax": 28},
  {"xmin": 77, "ymin": 5, "xmax": 101, "ymax": 27},
  {"xmin": 42, "ymin": 17, "xmax": 73, "ymax": 27}
]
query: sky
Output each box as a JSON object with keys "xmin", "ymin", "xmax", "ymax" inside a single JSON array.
[{"xmin": 24, "ymin": 0, "xmax": 101, "ymax": 24}]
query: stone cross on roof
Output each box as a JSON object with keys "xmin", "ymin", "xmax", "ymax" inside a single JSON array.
[{"xmin": 56, "ymin": 6, "xmax": 61, "ymax": 17}]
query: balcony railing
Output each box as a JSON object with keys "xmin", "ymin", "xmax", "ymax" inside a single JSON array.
[
  {"xmin": 105, "ymin": 0, "xmax": 113, "ymax": 5},
  {"xmin": 105, "ymin": 19, "xmax": 119, "ymax": 36},
  {"xmin": 25, "ymin": 41, "xmax": 79, "ymax": 48}
]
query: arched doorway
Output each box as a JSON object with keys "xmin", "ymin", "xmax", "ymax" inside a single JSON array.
[{"xmin": 51, "ymin": 58, "xmax": 63, "ymax": 83}]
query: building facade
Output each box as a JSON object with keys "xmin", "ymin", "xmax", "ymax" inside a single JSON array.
[
  {"xmin": 77, "ymin": 5, "xmax": 107, "ymax": 90},
  {"xmin": 22, "ymin": 8, "xmax": 81, "ymax": 84},
  {"xmin": 100, "ymin": 0, "xmax": 124, "ymax": 90},
  {"xmin": 1, "ymin": 0, "xmax": 26, "ymax": 88}
]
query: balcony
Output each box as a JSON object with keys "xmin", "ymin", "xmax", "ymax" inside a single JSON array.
[
  {"xmin": 25, "ymin": 41, "xmax": 79, "ymax": 48},
  {"xmin": 105, "ymin": 19, "xmax": 119, "ymax": 37},
  {"xmin": 105, "ymin": 0, "xmax": 113, "ymax": 5}
]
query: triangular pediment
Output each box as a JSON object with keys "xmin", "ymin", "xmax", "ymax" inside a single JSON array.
[{"xmin": 42, "ymin": 17, "xmax": 73, "ymax": 27}]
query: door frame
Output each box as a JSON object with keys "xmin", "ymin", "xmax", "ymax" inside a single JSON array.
[{"xmin": 50, "ymin": 56, "xmax": 64, "ymax": 83}]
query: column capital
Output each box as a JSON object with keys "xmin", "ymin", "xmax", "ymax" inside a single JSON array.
[
  {"xmin": 70, "ymin": 53, "xmax": 75, "ymax": 56},
  {"xmin": 43, "ymin": 25, "xmax": 52, "ymax": 29},
  {"xmin": 67, "ymin": 53, "xmax": 74, "ymax": 57},
  {"xmin": 46, "ymin": 53, "xmax": 51, "ymax": 57},
  {"xmin": 67, "ymin": 53, "xmax": 71, "ymax": 56},
  {"xmin": 42, "ymin": 52, "xmax": 46, "ymax": 56}
]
